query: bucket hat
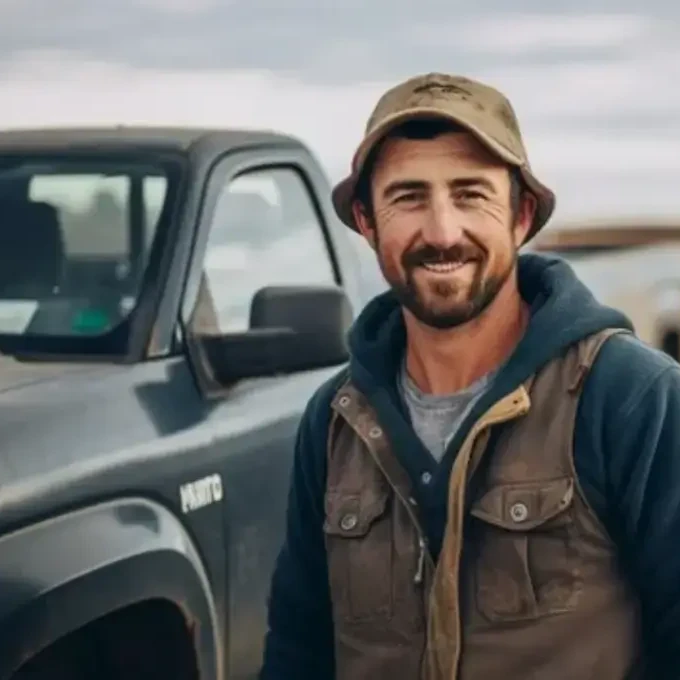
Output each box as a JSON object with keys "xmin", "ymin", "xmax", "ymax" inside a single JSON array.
[{"xmin": 331, "ymin": 72, "xmax": 556, "ymax": 242}]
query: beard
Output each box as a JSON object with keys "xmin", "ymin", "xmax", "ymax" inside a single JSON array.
[{"xmin": 376, "ymin": 236, "xmax": 517, "ymax": 330}]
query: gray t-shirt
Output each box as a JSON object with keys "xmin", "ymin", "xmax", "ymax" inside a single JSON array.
[{"xmin": 398, "ymin": 358, "xmax": 494, "ymax": 463}]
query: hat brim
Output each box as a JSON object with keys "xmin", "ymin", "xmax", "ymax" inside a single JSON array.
[{"xmin": 331, "ymin": 107, "xmax": 556, "ymax": 243}]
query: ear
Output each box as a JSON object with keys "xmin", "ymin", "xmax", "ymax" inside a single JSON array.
[
  {"xmin": 352, "ymin": 200, "xmax": 377, "ymax": 250},
  {"xmin": 513, "ymin": 192, "xmax": 537, "ymax": 247}
]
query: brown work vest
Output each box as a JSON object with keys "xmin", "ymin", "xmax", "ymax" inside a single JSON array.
[{"xmin": 323, "ymin": 328, "xmax": 644, "ymax": 680}]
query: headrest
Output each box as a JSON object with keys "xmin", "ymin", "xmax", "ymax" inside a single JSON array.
[{"xmin": 0, "ymin": 199, "xmax": 64, "ymax": 297}]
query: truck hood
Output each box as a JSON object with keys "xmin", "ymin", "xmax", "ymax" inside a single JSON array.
[
  {"xmin": 0, "ymin": 356, "xmax": 103, "ymax": 394},
  {"xmin": 0, "ymin": 355, "xmax": 202, "ymax": 527}
]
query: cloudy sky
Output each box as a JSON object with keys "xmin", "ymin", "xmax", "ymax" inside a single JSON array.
[{"xmin": 1, "ymin": 0, "xmax": 679, "ymax": 227}]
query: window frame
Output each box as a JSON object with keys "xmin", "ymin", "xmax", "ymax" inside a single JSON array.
[{"xmin": 180, "ymin": 146, "xmax": 341, "ymax": 395}]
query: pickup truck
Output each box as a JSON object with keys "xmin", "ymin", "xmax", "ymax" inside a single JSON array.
[
  {"xmin": 0, "ymin": 126, "xmax": 379, "ymax": 680},
  {"xmin": 531, "ymin": 220, "xmax": 680, "ymax": 362}
]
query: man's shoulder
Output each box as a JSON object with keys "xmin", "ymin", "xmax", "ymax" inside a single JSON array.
[
  {"xmin": 575, "ymin": 328, "xmax": 680, "ymax": 464},
  {"xmin": 573, "ymin": 330, "xmax": 680, "ymax": 532},
  {"xmin": 587, "ymin": 330, "xmax": 680, "ymax": 401}
]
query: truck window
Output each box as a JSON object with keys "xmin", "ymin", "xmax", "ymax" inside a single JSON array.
[
  {"xmin": 197, "ymin": 166, "xmax": 336, "ymax": 333},
  {"xmin": 0, "ymin": 156, "xmax": 173, "ymax": 339},
  {"xmin": 29, "ymin": 174, "xmax": 167, "ymax": 256}
]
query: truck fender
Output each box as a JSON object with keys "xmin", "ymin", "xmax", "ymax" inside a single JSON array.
[{"xmin": 0, "ymin": 497, "xmax": 220, "ymax": 679}]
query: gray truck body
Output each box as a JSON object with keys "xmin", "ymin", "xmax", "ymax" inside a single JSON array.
[{"xmin": 0, "ymin": 126, "xmax": 375, "ymax": 680}]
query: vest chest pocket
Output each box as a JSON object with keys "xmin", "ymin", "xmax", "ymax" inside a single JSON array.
[
  {"xmin": 468, "ymin": 477, "xmax": 583, "ymax": 623},
  {"xmin": 324, "ymin": 489, "xmax": 394, "ymax": 622}
]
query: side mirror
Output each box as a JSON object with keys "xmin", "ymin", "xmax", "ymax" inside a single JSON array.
[{"xmin": 199, "ymin": 285, "xmax": 352, "ymax": 384}]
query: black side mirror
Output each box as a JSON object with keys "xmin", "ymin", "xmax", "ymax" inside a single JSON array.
[{"xmin": 199, "ymin": 285, "xmax": 352, "ymax": 385}]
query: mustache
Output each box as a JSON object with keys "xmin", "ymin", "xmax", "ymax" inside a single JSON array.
[{"xmin": 402, "ymin": 244, "xmax": 482, "ymax": 268}]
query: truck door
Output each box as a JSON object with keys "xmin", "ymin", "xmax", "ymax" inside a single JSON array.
[{"xmin": 181, "ymin": 147, "xmax": 345, "ymax": 679}]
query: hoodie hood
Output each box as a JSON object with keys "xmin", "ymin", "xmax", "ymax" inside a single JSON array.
[{"xmin": 348, "ymin": 252, "xmax": 634, "ymax": 398}]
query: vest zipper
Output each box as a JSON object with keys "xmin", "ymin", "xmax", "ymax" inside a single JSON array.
[{"xmin": 357, "ymin": 437, "xmax": 434, "ymax": 584}]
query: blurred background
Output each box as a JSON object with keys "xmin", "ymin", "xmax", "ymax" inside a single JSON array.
[{"xmin": 2, "ymin": 0, "xmax": 679, "ymax": 230}]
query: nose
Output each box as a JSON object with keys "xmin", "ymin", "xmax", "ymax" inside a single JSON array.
[{"xmin": 421, "ymin": 191, "xmax": 465, "ymax": 248}]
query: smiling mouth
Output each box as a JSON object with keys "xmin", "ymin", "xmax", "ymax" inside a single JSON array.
[{"xmin": 420, "ymin": 261, "xmax": 472, "ymax": 273}]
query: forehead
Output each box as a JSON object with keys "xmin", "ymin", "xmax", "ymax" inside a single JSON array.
[{"xmin": 371, "ymin": 131, "xmax": 507, "ymax": 186}]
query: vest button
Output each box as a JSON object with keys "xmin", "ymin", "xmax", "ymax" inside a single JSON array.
[
  {"xmin": 340, "ymin": 513, "xmax": 358, "ymax": 531},
  {"xmin": 421, "ymin": 471, "xmax": 432, "ymax": 485},
  {"xmin": 510, "ymin": 502, "xmax": 529, "ymax": 522}
]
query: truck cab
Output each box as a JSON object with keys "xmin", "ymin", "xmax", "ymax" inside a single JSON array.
[{"xmin": 0, "ymin": 127, "xmax": 373, "ymax": 680}]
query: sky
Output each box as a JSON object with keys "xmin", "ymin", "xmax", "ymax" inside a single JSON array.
[{"xmin": 1, "ymin": 0, "xmax": 679, "ymax": 228}]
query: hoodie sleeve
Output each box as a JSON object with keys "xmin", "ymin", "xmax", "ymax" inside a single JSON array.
[
  {"xmin": 576, "ymin": 334, "xmax": 680, "ymax": 671},
  {"xmin": 259, "ymin": 376, "xmax": 340, "ymax": 680}
]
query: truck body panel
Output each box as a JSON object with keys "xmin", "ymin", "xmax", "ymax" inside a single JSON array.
[{"xmin": 0, "ymin": 126, "xmax": 370, "ymax": 679}]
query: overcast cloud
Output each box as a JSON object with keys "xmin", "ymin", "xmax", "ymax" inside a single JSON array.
[{"xmin": 1, "ymin": 0, "xmax": 679, "ymax": 227}]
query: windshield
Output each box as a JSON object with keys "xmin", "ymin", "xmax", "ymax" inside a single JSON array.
[{"xmin": 0, "ymin": 154, "xmax": 179, "ymax": 347}]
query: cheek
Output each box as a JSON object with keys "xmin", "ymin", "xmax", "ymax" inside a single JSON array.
[
  {"xmin": 376, "ymin": 231, "xmax": 404, "ymax": 270},
  {"xmin": 375, "ymin": 212, "xmax": 418, "ymax": 265},
  {"xmin": 468, "ymin": 208, "xmax": 515, "ymax": 253},
  {"xmin": 486, "ymin": 226, "xmax": 518, "ymax": 271}
]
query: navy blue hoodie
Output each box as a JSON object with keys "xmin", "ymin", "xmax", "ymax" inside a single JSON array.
[{"xmin": 260, "ymin": 253, "xmax": 680, "ymax": 678}]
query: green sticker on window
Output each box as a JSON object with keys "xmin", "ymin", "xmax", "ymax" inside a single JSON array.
[{"xmin": 71, "ymin": 308, "xmax": 111, "ymax": 334}]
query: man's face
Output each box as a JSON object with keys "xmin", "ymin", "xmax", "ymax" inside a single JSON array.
[{"xmin": 353, "ymin": 130, "xmax": 534, "ymax": 329}]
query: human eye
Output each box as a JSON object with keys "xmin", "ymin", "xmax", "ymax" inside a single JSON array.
[
  {"xmin": 394, "ymin": 191, "xmax": 426, "ymax": 206},
  {"xmin": 395, "ymin": 192, "xmax": 418, "ymax": 202},
  {"xmin": 459, "ymin": 189, "xmax": 486, "ymax": 201}
]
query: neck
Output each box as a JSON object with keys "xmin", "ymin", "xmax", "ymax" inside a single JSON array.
[{"xmin": 404, "ymin": 274, "xmax": 529, "ymax": 395}]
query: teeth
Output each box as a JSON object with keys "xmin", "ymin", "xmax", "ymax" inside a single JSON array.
[{"xmin": 422, "ymin": 261, "xmax": 465, "ymax": 273}]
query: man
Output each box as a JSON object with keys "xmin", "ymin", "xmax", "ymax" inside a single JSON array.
[{"xmin": 259, "ymin": 73, "xmax": 680, "ymax": 679}]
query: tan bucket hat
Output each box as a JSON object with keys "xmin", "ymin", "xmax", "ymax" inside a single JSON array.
[{"xmin": 331, "ymin": 72, "xmax": 556, "ymax": 242}]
